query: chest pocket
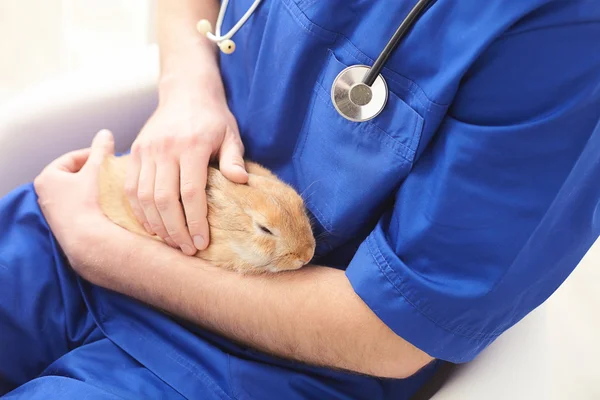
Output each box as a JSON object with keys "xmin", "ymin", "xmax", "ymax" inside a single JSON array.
[{"xmin": 292, "ymin": 48, "xmax": 425, "ymax": 257}]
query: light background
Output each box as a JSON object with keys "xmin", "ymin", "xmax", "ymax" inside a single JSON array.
[{"xmin": 0, "ymin": 0, "xmax": 156, "ymax": 105}]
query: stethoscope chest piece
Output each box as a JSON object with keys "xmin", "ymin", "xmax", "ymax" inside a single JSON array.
[{"xmin": 331, "ymin": 65, "xmax": 388, "ymax": 122}]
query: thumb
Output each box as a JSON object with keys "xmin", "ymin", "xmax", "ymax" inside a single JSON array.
[
  {"xmin": 219, "ymin": 127, "xmax": 248, "ymax": 183},
  {"xmin": 83, "ymin": 129, "xmax": 115, "ymax": 172}
]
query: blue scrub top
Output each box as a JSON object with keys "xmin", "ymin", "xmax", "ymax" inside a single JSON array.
[{"xmin": 218, "ymin": 0, "xmax": 600, "ymax": 364}]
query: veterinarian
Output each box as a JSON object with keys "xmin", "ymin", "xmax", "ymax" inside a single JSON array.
[{"xmin": 1, "ymin": 0, "xmax": 600, "ymax": 398}]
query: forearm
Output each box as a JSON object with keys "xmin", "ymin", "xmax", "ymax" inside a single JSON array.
[
  {"xmin": 156, "ymin": 0, "xmax": 225, "ymax": 101},
  {"xmin": 83, "ymin": 226, "xmax": 433, "ymax": 379}
]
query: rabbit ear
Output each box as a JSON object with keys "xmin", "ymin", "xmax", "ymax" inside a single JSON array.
[
  {"xmin": 246, "ymin": 174, "xmax": 276, "ymax": 190},
  {"xmin": 207, "ymin": 167, "xmax": 236, "ymax": 190},
  {"xmin": 245, "ymin": 161, "xmax": 278, "ymax": 179}
]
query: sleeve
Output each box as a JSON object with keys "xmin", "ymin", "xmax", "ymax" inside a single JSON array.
[{"xmin": 345, "ymin": 13, "xmax": 600, "ymax": 363}]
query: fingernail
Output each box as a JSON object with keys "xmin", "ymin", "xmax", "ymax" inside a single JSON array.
[
  {"xmin": 181, "ymin": 244, "xmax": 196, "ymax": 256},
  {"xmin": 193, "ymin": 235, "xmax": 205, "ymax": 250}
]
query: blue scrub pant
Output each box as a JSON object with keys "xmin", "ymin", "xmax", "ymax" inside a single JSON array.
[
  {"xmin": 0, "ymin": 184, "xmax": 439, "ymax": 399},
  {"xmin": 0, "ymin": 185, "xmax": 186, "ymax": 399}
]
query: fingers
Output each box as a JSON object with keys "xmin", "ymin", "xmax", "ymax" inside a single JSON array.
[
  {"xmin": 180, "ymin": 146, "xmax": 211, "ymax": 251},
  {"xmin": 154, "ymin": 157, "xmax": 196, "ymax": 255},
  {"xmin": 48, "ymin": 148, "xmax": 92, "ymax": 173},
  {"xmin": 83, "ymin": 129, "xmax": 115, "ymax": 171},
  {"xmin": 124, "ymin": 149, "xmax": 148, "ymax": 231},
  {"xmin": 219, "ymin": 127, "xmax": 248, "ymax": 184},
  {"xmin": 137, "ymin": 157, "xmax": 168, "ymax": 240}
]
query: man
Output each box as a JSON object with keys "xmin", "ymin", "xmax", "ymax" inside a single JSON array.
[{"xmin": 1, "ymin": 0, "xmax": 599, "ymax": 398}]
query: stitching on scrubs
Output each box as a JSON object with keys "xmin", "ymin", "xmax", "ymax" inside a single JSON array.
[
  {"xmin": 292, "ymin": 86, "xmax": 335, "ymax": 231},
  {"xmin": 336, "ymin": 45, "xmax": 431, "ymax": 113},
  {"xmin": 325, "ymin": 49, "xmax": 424, "ymax": 162},
  {"xmin": 307, "ymin": 85, "xmax": 415, "ymax": 233},
  {"xmin": 312, "ymin": 82, "xmax": 415, "ymax": 162},
  {"xmin": 499, "ymin": 19, "xmax": 600, "ymax": 40},
  {"xmin": 227, "ymin": 355, "xmax": 241, "ymax": 400},
  {"xmin": 336, "ymin": 39, "xmax": 448, "ymax": 110},
  {"xmin": 47, "ymin": 231, "xmax": 74, "ymax": 351},
  {"xmin": 281, "ymin": 0, "xmax": 337, "ymax": 42},
  {"xmin": 24, "ymin": 376, "xmax": 132, "ymax": 400},
  {"xmin": 296, "ymin": 81, "xmax": 420, "ymax": 238},
  {"xmin": 78, "ymin": 289, "xmax": 233, "ymax": 400},
  {"xmin": 294, "ymin": 0, "xmax": 320, "ymax": 12},
  {"xmin": 122, "ymin": 320, "xmax": 235, "ymax": 400},
  {"xmin": 408, "ymin": 110, "xmax": 421, "ymax": 160},
  {"xmin": 76, "ymin": 289, "xmax": 193, "ymax": 400},
  {"xmin": 366, "ymin": 235, "xmax": 502, "ymax": 341}
]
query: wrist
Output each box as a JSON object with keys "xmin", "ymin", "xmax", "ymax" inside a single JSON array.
[
  {"xmin": 158, "ymin": 67, "xmax": 227, "ymax": 108},
  {"xmin": 158, "ymin": 40, "xmax": 225, "ymax": 98},
  {"xmin": 67, "ymin": 220, "xmax": 133, "ymax": 284}
]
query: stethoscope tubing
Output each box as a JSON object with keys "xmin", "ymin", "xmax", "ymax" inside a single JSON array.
[
  {"xmin": 362, "ymin": 0, "xmax": 434, "ymax": 86},
  {"xmin": 199, "ymin": 0, "xmax": 434, "ymax": 122},
  {"xmin": 207, "ymin": 0, "xmax": 263, "ymax": 42}
]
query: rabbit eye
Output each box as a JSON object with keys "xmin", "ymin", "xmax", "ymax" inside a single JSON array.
[{"xmin": 257, "ymin": 223, "xmax": 274, "ymax": 235}]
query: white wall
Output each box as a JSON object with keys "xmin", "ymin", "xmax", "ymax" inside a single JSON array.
[{"xmin": 0, "ymin": 0, "xmax": 156, "ymax": 104}]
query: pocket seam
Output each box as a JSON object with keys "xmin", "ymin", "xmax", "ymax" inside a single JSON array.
[
  {"xmin": 281, "ymin": 0, "xmax": 337, "ymax": 43},
  {"xmin": 293, "ymin": 88, "xmax": 335, "ymax": 232},
  {"xmin": 291, "ymin": 48, "xmax": 426, "ymax": 245},
  {"xmin": 313, "ymin": 82, "xmax": 416, "ymax": 163},
  {"xmin": 316, "ymin": 49, "xmax": 423, "ymax": 163},
  {"xmin": 294, "ymin": 84, "xmax": 419, "ymax": 236}
]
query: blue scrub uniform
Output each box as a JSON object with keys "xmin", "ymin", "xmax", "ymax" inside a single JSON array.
[{"xmin": 1, "ymin": 0, "xmax": 600, "ymax": 398}]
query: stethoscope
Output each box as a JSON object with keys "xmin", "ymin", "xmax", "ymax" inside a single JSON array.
[{"xmin": 197, "ymin": 0, "xmax": 433, "ymax": 123}]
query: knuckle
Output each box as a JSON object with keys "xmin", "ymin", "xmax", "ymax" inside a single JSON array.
[
  {"xmin": 187, "ymin": 134, "xmax": 203, "ymax": 148},
  {"xmin": 34, "ymin": 174, "xmax": 50, "ymax": 192},
  {"xmin": 137, "ymin": 191, "xmax": 154, "ymax": 207},
  {"xmin": 124, "ymin": 183, "xmax": 138, "ymax": 198},
  {"xmin": 132, "ymin": 141, "xmax": 147, "ymax": 155},
  {"xmin": 227, "ymin": 134, "xmax": 243, "ymax": 150},
  {"xmin": 190, "ymin": 133, "xmax": 212, "ymax": 149},
  {"xmin": 180, "ymin": 183, "xmax": 199, "ymax": 201},
  {"xmin": 130, "ymin": 142, "xmax": 141, "ymax": 155},
  {"xmin": 154, "ymin": 191, "xmax": 174, "ymax": 211},
  {"xmin": 187, "ymin": 218, "xmax": 207, "ymax": 232},
  {"xmin": 166, "ymin": 228, "xmax": 183, "ymax": 241},
  {"xmin": 33, "ymin": 176, "xmax": 42, "ymax": 190},
  {"xmin": 237, "ymin": 138, "xmax": 245, "ymax": 153},
  {"xmin": 158, "ymin": 134, "xmax": 177, "ymax": 152}
]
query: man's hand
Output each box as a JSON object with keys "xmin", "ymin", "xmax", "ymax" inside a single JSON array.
[
  {"xmin": 127, "ymin": 86, "xmax": 248, "ymax": 256},
  {"xmin": 34, "ymin": 129, "xmax": 118, "ymax": 268}
]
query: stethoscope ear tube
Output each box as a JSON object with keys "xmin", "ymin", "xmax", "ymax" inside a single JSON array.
[
  {"xmin": 362, "ymin": 0, "xmax": 434, "ymax": 86},
  {"xmin": 197, "ymin": 0, "xmax": 263, "ymax": 54}
]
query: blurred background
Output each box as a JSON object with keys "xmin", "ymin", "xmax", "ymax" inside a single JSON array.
[{"xmin": 0, "ymin": 0, "xmax": 156, "ymax": 105}]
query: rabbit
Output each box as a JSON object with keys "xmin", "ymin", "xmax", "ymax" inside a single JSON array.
[{"xmin": 98, "ymin": 154, "xmax": 316, "ymax": 274}]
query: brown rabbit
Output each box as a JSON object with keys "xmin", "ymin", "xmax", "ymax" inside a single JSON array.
[{"xmin": 98, "ymin": 154, "xmax": 316, "ymax": 274}]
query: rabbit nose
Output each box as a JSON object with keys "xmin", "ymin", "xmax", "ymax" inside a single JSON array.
[{"xmin": 303, "ymin": 248, "xmax": 315, "ymax": 264}]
